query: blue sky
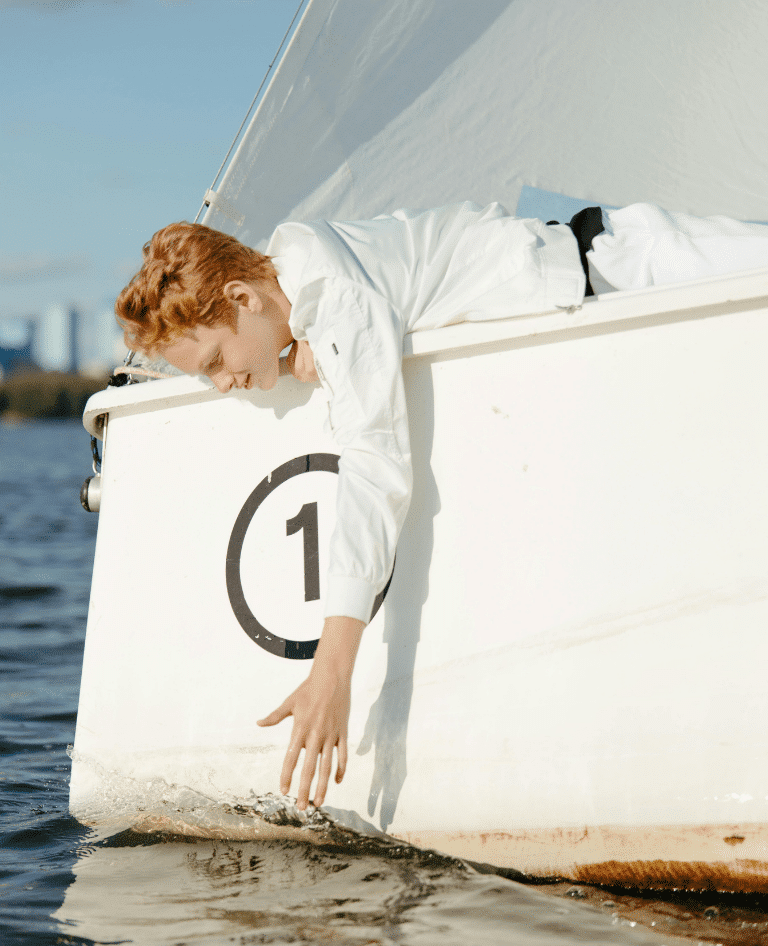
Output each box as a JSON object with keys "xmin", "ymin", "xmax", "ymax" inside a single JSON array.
[{"xmin": 1, "ymin": 0, "xmax": 303, "ymax": 351}]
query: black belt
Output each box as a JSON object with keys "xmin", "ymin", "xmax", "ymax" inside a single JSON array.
[{"xmin": 547, "ymin": 206, "xmax": 605, "ymax": 297}]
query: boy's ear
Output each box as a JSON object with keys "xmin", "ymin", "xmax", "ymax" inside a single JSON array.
[{"xmin": 223, "ymin": 280, "xmax": 263, "ymax": 312}]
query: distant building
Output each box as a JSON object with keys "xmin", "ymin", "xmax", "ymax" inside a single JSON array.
[
  {"xmin": 0, "ymin": 319, "xmax": 37, "ymax": 377},
  {"xmin": 0, "ymin": 303, "xmax": 122, "ymax": 379},
  {"xmin": 68, "ymin": 306, "xmax": 80, "ymax": 374},
  {"xmin": 35, "ymin": 305, "xmax": 71, "ymax": 372}
]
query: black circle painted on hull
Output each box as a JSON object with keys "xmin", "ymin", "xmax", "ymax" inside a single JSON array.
[{"xmin": 226, "ymin": 453, "xmax": 393, "ymax": 659}]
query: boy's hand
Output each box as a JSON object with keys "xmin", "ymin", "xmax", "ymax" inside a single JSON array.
[
  {"xmin": 285, "ymin": 339, "xmax": 319, "ymax": 383},
  {"xmin": 257, "ymin": 616, "xmax": 365, "ymax": 809}
]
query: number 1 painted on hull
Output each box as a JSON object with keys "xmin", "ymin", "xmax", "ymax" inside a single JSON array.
[
  {"xmin": 286, "ymin": 501, "xmax": 320, "ymax": 602},
  {"xmin": 227, "ymin": 454, "xmax": 391, "ymax": 659}
]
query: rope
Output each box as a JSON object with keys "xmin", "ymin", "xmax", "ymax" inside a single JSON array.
[
  {"xmin": 112, "ymin": 365, "xmax": 178, "ymax": 381},
  {"xmin": 194, "ymin": 0, "xmax": 308, "ymax": 224}
]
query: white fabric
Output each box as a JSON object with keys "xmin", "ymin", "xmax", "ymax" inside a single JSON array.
[
  {"xmin": 268, "ymin": 200, "xmax": 768, "ymax": 621},
  {"xmin": 589, "ymin": 204, "xmax": 768, "ymax": 291},
  {"xmin": 267, "ymin": 202, "xmax": 585, "ymax": 622},
  {"xmin": 205, "ymin": 0, "xmax": 768, "ymax": 245}
]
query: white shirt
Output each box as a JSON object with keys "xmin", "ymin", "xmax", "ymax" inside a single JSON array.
[{"xmin": 266, "ymin": 202, "xmax": 584, "ymax": 623}]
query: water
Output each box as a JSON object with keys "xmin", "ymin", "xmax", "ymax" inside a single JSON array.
[
  {"xmin": 3, "ymin": 419, "xmax": 768, "ymax": 945},
  {"xmin": 1, "ymin": 420, "xmax": 98, "ymax": 944}
]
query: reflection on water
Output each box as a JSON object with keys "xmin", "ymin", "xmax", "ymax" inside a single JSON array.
[{"xmin": 55, "ymin": 831, "xmax": 666, "ymax": 946}]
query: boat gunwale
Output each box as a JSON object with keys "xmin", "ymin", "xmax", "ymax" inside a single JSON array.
[{"xmin": 84, "ymin": 265, "xmax": 768, "ymax": 437}]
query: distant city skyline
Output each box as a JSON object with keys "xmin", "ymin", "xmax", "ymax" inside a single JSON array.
[
  {"xmin": 1, "ymin": 0, "xmax": 304, "ymax": 368},
  {"xmin": 0, "ymin": 304, "xmax": 123, "ymax": 375}
]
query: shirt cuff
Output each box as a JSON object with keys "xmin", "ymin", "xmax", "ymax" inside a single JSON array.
[{"xmin": 324, "ymin": 575, "xmax": 378, "ymax": 624}]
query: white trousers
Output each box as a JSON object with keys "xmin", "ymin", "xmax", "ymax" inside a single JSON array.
[{"xmin": 586, "ymin": 203, "xmax": 768, "ymax": 292}]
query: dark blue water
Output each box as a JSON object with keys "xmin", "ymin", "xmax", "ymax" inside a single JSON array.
[
  {"xmin": 0, "ymin": 420, "xmax": 97, "ymax": 945},
  {"xmin": 4, "ymin": 418, "xmax": 768, "ymax": 945}
]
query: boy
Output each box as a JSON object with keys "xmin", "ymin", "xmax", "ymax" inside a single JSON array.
[{"xmin": 116, "ymin": 201, "xmax": 768, "ymax": 811}]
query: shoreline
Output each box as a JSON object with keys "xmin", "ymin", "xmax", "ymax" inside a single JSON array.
[{"xmin": 0, "ymin": 370, "xmax": 108, "ymax": 422}]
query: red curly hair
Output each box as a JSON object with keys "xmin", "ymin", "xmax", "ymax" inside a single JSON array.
[{"xmin": 116, "ymin": 222, "xmax": 278, "ymax": 354}]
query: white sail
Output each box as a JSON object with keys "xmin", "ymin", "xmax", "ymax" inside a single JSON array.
[{"xmin": 204, "ymin": 0, "xmax": 768, "ymax": 246}]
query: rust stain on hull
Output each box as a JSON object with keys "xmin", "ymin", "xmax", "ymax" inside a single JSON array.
[
  {"xmin": 574, "ymin": 859, "xmax": 768, "ymax": 894},
  {"xmin": 396, "ymin": 823, "xmax": 768, "ymax": 893}
]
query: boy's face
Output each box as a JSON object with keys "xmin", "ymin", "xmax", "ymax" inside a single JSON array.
[{"xmin": 160, "ymin": 281, "xmax": 293, "ymax": 393}]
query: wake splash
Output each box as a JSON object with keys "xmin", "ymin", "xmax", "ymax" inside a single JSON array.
[{"xmin": 66, "ymin": 744, "xmax": 394, "ymax": 850}]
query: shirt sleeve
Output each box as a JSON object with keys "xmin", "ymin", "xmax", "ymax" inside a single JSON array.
[{"xmin": 305, "ymin": 278, "xmax": 412, "ymax": 624}]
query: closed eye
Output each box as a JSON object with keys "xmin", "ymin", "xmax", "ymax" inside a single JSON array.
[{"xmin": 200, "ymin": 349, "xmax": 222, "ymax": 375}]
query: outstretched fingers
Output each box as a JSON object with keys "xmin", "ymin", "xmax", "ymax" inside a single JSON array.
[
  {"xmin": 297, "ymin": 735, "xmax": 322, "ymax": 809},
  {"xmin": 335, "ymin": 734, "xmax": 348, "ymax": 784},
  {"xmin": 312, "ymin": 743, "xmax": 335, "ymax": 808},
  {"xmin": 280, "ymin": 734, "xmax": 304, "ymax": 797},
  {"xmin": 285, "ymin": 732, "xmax": 346, "ymax": 809}
]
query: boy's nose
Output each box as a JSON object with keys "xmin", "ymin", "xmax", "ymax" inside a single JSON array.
[{"xmin": 213, "ymin": 374, "xmax": 234, "ymax": 393}]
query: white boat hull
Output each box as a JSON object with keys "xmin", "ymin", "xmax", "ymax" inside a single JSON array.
[{"xmin": 72, "ymin": 272, "xmax": 768, "ymax": 890}]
